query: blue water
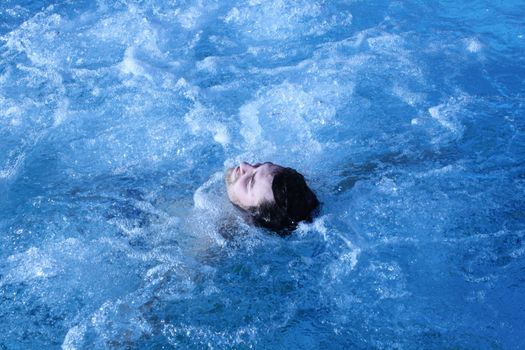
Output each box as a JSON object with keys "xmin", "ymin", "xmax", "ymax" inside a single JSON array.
[{"xmin": 1, "ymin": 0, "xmax": 524, "ymax": 348}]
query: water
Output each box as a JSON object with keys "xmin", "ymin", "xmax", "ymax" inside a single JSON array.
[{"xmin": 0, "ymin": 0, "xmax": 524, "ymax": 348}]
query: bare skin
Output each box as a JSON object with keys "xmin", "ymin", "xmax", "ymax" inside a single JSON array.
[{"xmin": 224, "ymin": 162, "xmax": 283, "ymax": 210}]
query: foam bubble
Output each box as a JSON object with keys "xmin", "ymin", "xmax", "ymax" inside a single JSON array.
[
  {"xmin": 238, "ymin": 82, "xmax": 329, "ymax": 159},
  {"xmin": 415, "ymin": 164, "xmax": 460, "ymax": 178},
  {"xmin": 0, "ymin": 151, "xmax": 26, "ymax": 180},
  {"xmin": 224, "ymin": 7, "xmax": 242, "ymax": 24},
  {"xmin": 326, "ymin": 240, "xmax": 361, "ymax": 281},
  {"xmin": 62, "ymin": 324, "xmax": 86, "ymax": 350},
  {"xmin": 392, "ymin": 84, "xmax": 425, "ymax": 106},
  {"xmin": 4, "ymin": 10, "xmax": 65, "ymax": 67},
  {"xmin": 367, "ymin": 261, "xmax": 410, "ymax": 299},
  {"xmin": 377, "ymin": 177, "xmax": 399, "ymax": 195},
  {"xmin": 196, "ymin": 56, "xmax": 218, "ymax": 73},
  {"xmin": 367, "ymin": 33, "xmax": 404, "ymax": 52},
  {"xmin": 302, "ymin": 217, "xmax": 361, "ymax": 282},
  {"xmin": 465, "ymin": 38, "xmax": 482, "ymax": 53},
  {"xmin": 193, "ymin": 172, "xmax": 226, "ymax": 211},
  {"xmin": 213, "ymin": 124, "xmax": 230, "ymax": 145},
  {"xmin": 3, "ymin": 246, "xmax": 57, "ymax": 285},
  {"xmin": 53, "ymin": 98, "xmax": 70, "ymax": 126},
  {"xmin": 163, "ymin": 324, "xmax": 258, "ymax": 348},
  {"xmin": 428, "ymin": 104, "xmax": 458, "ymax": 133},
  {"xmin": 239, "ymin": 100, "xmax": 268, "ymax": 150},
  {"xmin": 67, "ymin": 298, "xmax": 152, "ymax": 349},
  {"xmin": 119, "ymin": 47, "xmax": 152, "ymax": 81},
  {"xmin": 177, "ymin": 6, "xmax": 202, "ymax": 30},
  {"xmin": 5, "ymin": 5, "xmax": 29, "ymax": 18},
  {"xmin": 223, "ymin": 0, "xmax": 324, "ymax": 40},
  {"xmin": 184, "ymin": 102, "xmax": 230, "ymax": 146}
]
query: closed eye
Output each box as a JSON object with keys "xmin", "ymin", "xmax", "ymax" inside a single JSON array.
[{"xmin": 249, "ymin": 173, "xmax": 256, "ymax": 189}]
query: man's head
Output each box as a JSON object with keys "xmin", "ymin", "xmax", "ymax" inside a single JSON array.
[{"xmin": 225, "ymin": 161, "xmax": 319, "ymax": 233}]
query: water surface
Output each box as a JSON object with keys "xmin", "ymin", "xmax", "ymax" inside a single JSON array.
[{"xmin": 0, "ymin": 0, "xmax": 524, "ymax": 348}]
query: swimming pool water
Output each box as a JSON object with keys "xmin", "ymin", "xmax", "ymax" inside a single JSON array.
[{"xmin": 1, "ymin": 0, "xmax": 524, "ymax": 348}]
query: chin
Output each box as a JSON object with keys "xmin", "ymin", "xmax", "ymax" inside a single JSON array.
[{"xmin": 224, "ymin": 167, "xmax": 234, "ymax": 186}]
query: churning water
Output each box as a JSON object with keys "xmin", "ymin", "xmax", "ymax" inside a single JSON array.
[{"xmin": 1, "ymin": 0, "xmax": 524, "ymax": 349}]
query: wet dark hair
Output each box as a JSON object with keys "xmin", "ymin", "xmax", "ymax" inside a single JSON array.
[{"xmin": 248, "ymin": 167, "xmax": 319, "ymax": 235}]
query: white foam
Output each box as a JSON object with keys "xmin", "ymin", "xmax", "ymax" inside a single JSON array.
[
  {"xmin": 90, "ymin": 9, "xmax": 164, "ymax": 56},
  {"xmin": 193, "ymin": 172, "xmax": 225, "ymax": 211},
  {"xmin": 184, "ymin": 102, "xmax": 208, "ymax": 133},
  {"xmin": 300, "ymin": 216, "xmax": 361, "ymax": 278},
  {"xmin": 392, "ymin": 84, "xmax": 425, "ymax": 106},
  {"xmin": 119, "ymin": 47, "xmax": 152, "ymax": 81},
  {"xmin": 326, "ymin": 241, "xmax": 361, "ymax": 281},
  {"xmin": 428, "ymin": 103, "xmax": 458, "ymax": 133},
  {"xmin": 367, "ymin": 33, "xmax": 403, "ymax": 52},
  {"xmin": 2, "ymin": 246, "xmax": 57, "ymax": 285},
  {"xmin": 223, "ymin": 0, "xmax": 323, "ymax": 40},
  {"xmin": 239, "ymin": 100, "xmax": 268, "ymax": 150},
  {"xmin": 62, "ymin": 324, "xmax": 86, "ymax": 350},
  {"xmin": 367, "ymin": 261, "xmax": 410, "ymax": 299},
  {"xmin": 163, "ymin": 323, "xmax": 258, "ymax": 348},
  {"xmin": 465, "ymin": 38, "xmax": 482, "ymax": 53},
  {"xmin": 53, "ymin": 98, "xmax": 70, "ymax": 126},
  {"xmin": 184, "ymin": 102, "xmax": 230, "ymax": 146},
  {"xmin": 196, "ymin": 56, "xmax": 218, "ymax": 73},
  {"xmin": 377, "ymin": 177, "xmax": 399, "ymax": 195},
  {"xmin": 178, "ymin": 6, "xmax": 202, "ymax": 30},
  {"xmin": 4, "ymin": 10, "xmax": 63, "ymax": 67},
  {"xmin": 5, "ymin": 5, "xmax": 29, "ymax": 17},
  {"xmin": 213, "ymin": 124, "xmax": 230, "ymax": 145},
  {"xmin": 510, "ymin": 246, "xmax": 525, "ymax": 258},
  {"xmin": 0, "ymin": 150, "xmax": 26, "ymax": 180},
  {"xmin": 224, "ymin": 7, "xmax": 242, "ymax": 24},
  {"xmin": 90, "ymin": 298, "xmax": 153, "ymax": 342},
  {"xmin": 175, "ymin": 77, "xmax": 199, "ymax": 101},
  {"xmin": 296, "ymin": 215, "xmax": 328, "ymax": 240},
  {"xmin": 238, "ymin": 82, "xmax": 329, "ymax": 159},
  {"xmin": 415, "ymin": 164, "xmax": 462, "ymax": 178},
  {"xmin": 5, "ymin": 106, "xmax": 23, "ymax": 126}
]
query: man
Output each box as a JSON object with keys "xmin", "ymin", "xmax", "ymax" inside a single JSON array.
[{"xmin": 224, "ymin": 161, "xmax": 319, "ymax": 233}]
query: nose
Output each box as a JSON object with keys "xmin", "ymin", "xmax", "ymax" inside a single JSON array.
[{"xmin": 239, "ymin": 161, "xmax": 254, "ymax": 174}]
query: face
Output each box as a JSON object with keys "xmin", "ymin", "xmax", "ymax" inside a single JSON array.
[{"xmin": 225, "ymin": 161, "xmax": 284, "ymax": 210}]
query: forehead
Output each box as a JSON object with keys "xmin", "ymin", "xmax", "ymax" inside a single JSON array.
[
  {"xmin": 253, "ymin": 167, "xmax": 275, "ymax": 189},
  {"xmin": 251, "ymin": 165, "xmax": 278, "ymax": 202}
]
